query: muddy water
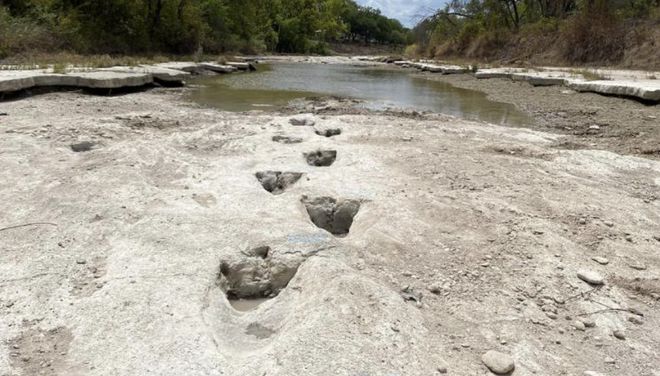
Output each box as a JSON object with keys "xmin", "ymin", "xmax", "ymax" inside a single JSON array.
[
  {"xmin": 189, "ymin": 63, "xmax": 532, "ymax": 126},
  {"xmin": 229, "ymin": 298, "xmax": 269, "ymax": 312}
]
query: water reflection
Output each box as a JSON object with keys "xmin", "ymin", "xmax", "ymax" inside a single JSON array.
[{"xmin": 189, "ymin": 63, "xmax": 531, "ymax": 126}]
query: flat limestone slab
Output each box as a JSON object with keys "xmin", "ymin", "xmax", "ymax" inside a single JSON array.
[
  {"xmin": 73, "ymin": 71, "xmax": 153, "ymax": 89},
  {"xmin": 226, "ymin": 62, "xmax": 252, "ymax": 71},
  {"xmin": 0, "ymin": 70, "xmax": 153, "ymax": 93},
  {"xmin": 475, "ymin": 67, "xmax": 660, "ymax": 101},
  {"xmin": 155, "ymin": 61, "xmax": 239, "ymax": 74},
  {"xmin": 568, "ymin": 79, "xmax": 660, "ymax": 101},
  {"xmin": 154, "ymin": 62, "xmax": 202, "ymax": 74},
  {"xmin": 199, "ymin": 63, "xmax": 238, "ymax": 73},
  {"xmin": 104, "ymin": 66, "xmax": 190, "ymax": 83},
  {"xmin": 0, "ymin": 71, "xmax": 42, "ymax": 92},
  {"xmin": 410, "ymin": 62, "xmax": 469, "ymax": 74}
]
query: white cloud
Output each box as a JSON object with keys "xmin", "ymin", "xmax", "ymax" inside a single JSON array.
[{"xmin": 356, "ymin": 0, "xmax": 446, "ymax": 27}]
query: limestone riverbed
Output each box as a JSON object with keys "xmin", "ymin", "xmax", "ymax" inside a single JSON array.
[{"xmin": 1, "ymin": 60, "xmax": 660, "ymax": 376}]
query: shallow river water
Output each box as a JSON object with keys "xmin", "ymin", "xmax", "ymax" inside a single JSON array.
[{"xmin": 190, "ymin": 63, "xmax": 532, "ymax": 126}]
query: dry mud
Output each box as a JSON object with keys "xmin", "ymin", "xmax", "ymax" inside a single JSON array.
[
  {"xmin": 418, "ymin": 73, "xmax": 660, "ymax": 159},
  {"xmin": 1, "ymin": 87, "xmax": 659, "ymax": 376}
]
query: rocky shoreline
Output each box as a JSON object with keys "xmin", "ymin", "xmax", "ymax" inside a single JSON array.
[{"xmin": 0, "ymin": 61, "xmax": 256, "ymax": 97}]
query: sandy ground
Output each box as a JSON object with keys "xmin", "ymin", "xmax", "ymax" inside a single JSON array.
[
  {"xmin": 417, "ymin": 73, "xmax": 660, "ymax": 159},
  {"xmin": 1, "ymin": 86, "xmax": 659, "ymax": 376}
]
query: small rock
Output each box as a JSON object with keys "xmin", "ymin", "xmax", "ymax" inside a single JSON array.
[
  {"xmin": 0, "ymin": 112, "xmax": 7, "ymax": 116},
  {"xmin": 577, "ymin": 270, "xmax": 605, "ymax": 285},
  {"xmin": 604, "ymin": 357, "xmax": 616, "ymax": 364},
  {"xmin": 289, "ymin": 116, "xmax": 315, "ymax": 126},
  {"xmin": 437, "ymin": 365, "xmax": 448, "ymax": 374},
  {"xmin": 592, "ymin": 257, "xmax": 609, "ymax": 265},
  {"xmin": 70, "ymin": 141, "xmax": 96, "ymax": 153},
  {"xmin": 428, "ymin": 283, "xmax": 442, "ymax": 294},
  {"xmin": 76, "ymin": 259, "xmax": 87, "ymax": 265},
  {"xmin": 603, "ymin": 221, "xmax": 614, "ymax": 227},
  {"xmin": 400, "ymin": 286, "xmax": 422, "ymax": 303},
  {"xmin": 653, "ymin": 235, "xmax": 660, "ymax": 242},
  {"xmin": 578, "ymin": 218, "xmax": 587, "ymax": 225},
  {"xmin": 629, "ymin": 263, "xmax": 647, "ymax": 271},
  {"xmin": 628, "ymin": 316, "xmax": 643, "ymax": 325},
  {"xmin": 628, "ymin": 307, "xmax": 644, "ymax": 316},
  {"xmin": 272, "ymin": 135, "xmax": 303, "ymax": 144},
  {"xmin": 573, "ymin": 320, "xmax": 586, "ymax": 331},
  {"xmin": 481, "ymin": 350, "xmax": 515, "ymax": 374},
  {"xmin": 580, "ymin": 318, "xmax": 596, "ymax": 328},
  {"xmin": 612, "ymin": 330, "xmax": 626, "ymax": 340},
  {"xmin": 584, "ymin": 371, "xmax": 604, "ymax": 376}
]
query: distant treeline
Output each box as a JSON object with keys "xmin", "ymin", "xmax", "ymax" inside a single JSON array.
[
  {"xmin": 0, "ymin": 0, "xmax": 411, "ymax": 58},
  {"xmin": 411, "ymin": 0, "xmax": 660, "ymax": 67}
]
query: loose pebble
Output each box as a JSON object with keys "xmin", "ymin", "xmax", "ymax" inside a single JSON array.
[
  {"xmin": 481, "ymin": 350, "xmax": 515, "ymax": 375},
  {"xmin": 577, "ymin": 270, "xmax": 605, "ymax": 285},
  {"xmin": 613, "ymin": 330, "xmax": 626, "ymax": 340},
  {"xmin": 592, "ymin": 257, "xmax": 609, "ymax": 265}
]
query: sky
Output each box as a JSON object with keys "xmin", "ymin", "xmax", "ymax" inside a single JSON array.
[{"xmin": 356, "ymin": 0, "xmax": 447, "ymax": 27}]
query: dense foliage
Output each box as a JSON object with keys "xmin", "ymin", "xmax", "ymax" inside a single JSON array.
[
  {"xmin": 0, "ymin": 0, "xmax": 410, "ymax": 57},
  {"xmin": 411, "ymin": 0, "xmax": 660, "ymax": 64}
]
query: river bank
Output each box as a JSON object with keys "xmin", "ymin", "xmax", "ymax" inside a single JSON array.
[{"xmin": 417, "ymin": 72, "xmax": 660, "ymax": 159}]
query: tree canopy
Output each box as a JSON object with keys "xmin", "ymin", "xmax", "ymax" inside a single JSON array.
[
  {"xmin": 0, "ymin": 0, "xmax": 411, "ymax": 57},
  {"xmin": 410, "ymin": 0, "xmax": 659, "ymax": 63}
]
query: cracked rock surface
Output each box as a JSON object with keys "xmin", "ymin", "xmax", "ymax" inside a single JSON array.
[{"xmin": 1, "ymin": 88, "xmax": 659, "ymax": 376}]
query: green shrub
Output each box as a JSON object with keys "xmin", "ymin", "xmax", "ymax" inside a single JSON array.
[{"xmin": 0, "ymin": 6, "xmax": 61, "ymax": 59}]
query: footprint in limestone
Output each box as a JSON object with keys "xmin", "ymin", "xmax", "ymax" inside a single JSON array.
[
  {"xmin": 255, "ymin": 171, "xmax": 303, "ymax": 195},
  {"xmin": 303, "ymin": 150, "xmax": 337, "ymax": 167}
]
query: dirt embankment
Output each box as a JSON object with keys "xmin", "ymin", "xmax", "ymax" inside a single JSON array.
[
  {"xmin": 418, "ymin": 72, "xmax": 660, "ymax": 159},
  {"xmin": 428, "ymin": 19, "xmax": 660, "ymax": 71}
]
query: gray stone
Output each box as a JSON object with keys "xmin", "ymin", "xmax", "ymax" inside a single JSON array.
[
  {"xmin": 612, "ymin": 330, "xmax": 626, "ymax": 340},
  {"xmin": 290, "ymin": 116, "xmax": 316, "ymax": 126},
  {"xmin": 580, "ymin": 318, "xmax": 596, "ymax": 328},
  {"xmin": 70, "ymin": 141, "xmax": 96, "ymax": 153},
  {"xmin": 272, "ymin": 135, "xmax": 303, "ymax": 144},
  {"xmin": 481, "ymin": 350, "xmax": 515, "ymax": 374},
  {"xmin": 577, "ymin": 270, "xmax": 605, "ymax": 285},
  {"xmin": 198, "ymin": 63, "xmax": 237, "ymax": 74},
  {"xmin": 592, "ymin": 257, "xmax": 609, "ymax": 265}
]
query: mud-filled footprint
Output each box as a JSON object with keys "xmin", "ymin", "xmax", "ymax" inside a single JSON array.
[
  {"xmin": 255, "ymin": 171, "xmax": 303, "ymax": 195},
  {"xmin": 315, "ymin": 128, "xmax": 341, "ymax": 138},
  {"xmin": 217, "ymin": 246, "xmax": 303, "ymax": 312},
  {"xmin": 304, "ymin": 150, "xmax": 336, "ymax": 167},
  {"xmin": 301, "ymin": 196, "xmax": 360, "ymax": 237}
]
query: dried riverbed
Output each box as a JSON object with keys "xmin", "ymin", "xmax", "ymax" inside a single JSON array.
[
  {"xmin": 418, "ymin": 72, "xmax": 660, "ymax": 159},
  {"xmin": 0, "ymin": 65, "xmax": 659, "ymax": 376}
]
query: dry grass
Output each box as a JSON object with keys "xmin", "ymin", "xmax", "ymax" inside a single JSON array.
[{"xmin": 570, "ymin": 69, "xmax": 608, "ymax": 81}]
